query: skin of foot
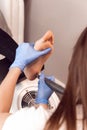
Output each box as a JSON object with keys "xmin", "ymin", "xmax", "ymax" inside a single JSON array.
[{"xmin": 24, "ymin": 30, "xmax": 54, "ymax": 80}]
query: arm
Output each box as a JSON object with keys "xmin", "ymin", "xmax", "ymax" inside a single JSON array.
[{"xmin": 0, "ymin": 68, "xmax": 21, "ymax": 112}]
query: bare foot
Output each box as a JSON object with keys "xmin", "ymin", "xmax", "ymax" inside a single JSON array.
[
  {"xmin": 34, "ymin": 30, "xmax": 54, "ymax": 50},
  {"xmin": 24, "ymin": 31, "xmax": 54, "ymax": 80}
]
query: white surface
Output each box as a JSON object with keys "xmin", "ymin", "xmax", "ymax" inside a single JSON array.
[{"xmin": 3, "ymin": 106, "xmax": 53, "ymax": 130}]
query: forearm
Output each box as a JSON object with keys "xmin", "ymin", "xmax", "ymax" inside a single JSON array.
[{"xmin": 0, "ymin": 68, "xmax": 21, "ymax": 112}]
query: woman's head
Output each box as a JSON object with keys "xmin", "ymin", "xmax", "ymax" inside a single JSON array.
[{"xmin": 44, "ymin": 27, "xmax": 87, "ymax": 130}]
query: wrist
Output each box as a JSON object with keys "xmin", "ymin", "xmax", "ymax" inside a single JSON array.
[
  {"xmin": 10, "ymin": 61, "xmax": 25, "ymax": 71},
  {"xmin": 35, "ymin": 98, "xmax": 48, "ymax": 104},
  {"xmin": 9, "ymin": 67, "xmax": 22, "ymax": 75}
]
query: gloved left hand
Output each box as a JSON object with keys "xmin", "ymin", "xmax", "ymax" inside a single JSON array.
[
  {"xmin": 35, "ymin": 72, "xmax": 55, "ymax": 104},
  {"xmin": 10, "ymin": 42, "xmax": 51, "ymax": 71}
]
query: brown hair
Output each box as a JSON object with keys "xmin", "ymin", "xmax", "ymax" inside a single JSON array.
[{"xmin": 44, "ymin": 27, "xmax": 87, "ymax": 130}]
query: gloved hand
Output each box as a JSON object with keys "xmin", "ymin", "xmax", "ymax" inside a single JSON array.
[
  {"xmin": 35, "ymin": 72, "xmax": 55, "ymax": 104},
  {"xmin": 10, "ymin": 42, "xmax": 51, "ymax": 71}
]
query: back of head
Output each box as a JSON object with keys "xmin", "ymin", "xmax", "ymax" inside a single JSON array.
[
  {"xmin": 44, "ymin": 27, "xmax": 87, "ymax": 130},
  {"xmin": 69, "ymin": 27, "xmax": 87, "ymax": 111}
]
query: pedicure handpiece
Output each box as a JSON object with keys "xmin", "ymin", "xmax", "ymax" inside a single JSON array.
[{"xmin": 44, "ymin": 77, "xmax": 65, "ymax": 94}]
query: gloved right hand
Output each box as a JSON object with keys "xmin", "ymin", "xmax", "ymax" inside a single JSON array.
[
  {"xmin": 35, "ymin": 72, "xmax": 55, "ymax": 104},
  {"xmin": 10, "ymin": 42, "xmax": 51, "ymax": 71}
]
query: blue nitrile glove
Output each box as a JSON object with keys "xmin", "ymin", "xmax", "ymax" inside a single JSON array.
[
  {"xmin": 35, "ymin": 72, "xmax": 55, "ymax": 104},
  {"xmin": 10, "ymin": 42, "xmax": 51, "ymax": 71}
]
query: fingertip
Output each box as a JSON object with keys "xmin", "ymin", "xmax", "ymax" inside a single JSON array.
[{"xmin": 43, "ymin": 30, "xmax": 53, "ymax": 41}]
